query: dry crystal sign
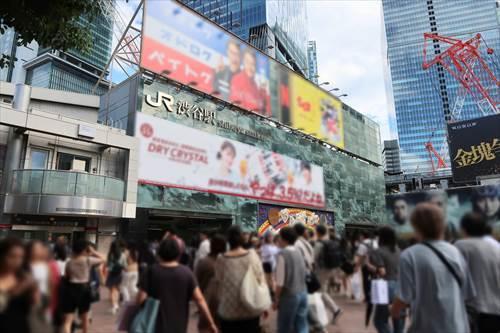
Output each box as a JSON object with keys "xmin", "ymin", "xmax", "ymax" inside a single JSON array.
[
  {"xmin": 136, "ymin": 113, "xmax": 325, "ymax": 208},
  {"xmin": 140, "ymin": 0, "xmax": 344, "ymax": 149}
]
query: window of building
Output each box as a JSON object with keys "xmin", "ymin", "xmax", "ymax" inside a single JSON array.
[
  {"xmin": 57, "ymin": 153, "xmax": 91, "ymax": 172},
  {"xmin": 30, "ymin": 149, "xmax": 49, "ymax": 169}
]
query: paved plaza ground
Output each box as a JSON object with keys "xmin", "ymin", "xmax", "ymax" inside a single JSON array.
[{"xmin": 89, "ymin": 290, "xmax": 376, "ymax": 333}]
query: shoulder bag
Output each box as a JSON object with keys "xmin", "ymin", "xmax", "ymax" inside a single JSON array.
[
  {"xmin": 240, "ymin": 250, "xmax": 271, "ymax": 315},
  {"xmin": 130, "ymin": 266, "xmax": 160, "ymax": 333}
]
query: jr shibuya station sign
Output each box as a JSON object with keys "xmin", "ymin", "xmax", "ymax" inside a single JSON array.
[{"xmin": 136, "ymin": 112, "xmax": 326, "ymax": 208}]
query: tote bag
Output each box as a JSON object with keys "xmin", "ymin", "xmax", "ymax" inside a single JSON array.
[
  {"xmin": 370, "ymin": 279, "xmax": 389, "ymax": 305},
  {"xmin": 129, "ymin": 267, "xmax": 160, "ymax": 333},
  {"xmin": 240, "ymin": 252, "xmax": 271, "ymax": 315}
]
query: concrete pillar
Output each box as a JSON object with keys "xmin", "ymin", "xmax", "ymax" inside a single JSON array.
[{"xmin": 0, "ymin": 84, "xmax": 31, "ymax": 225}]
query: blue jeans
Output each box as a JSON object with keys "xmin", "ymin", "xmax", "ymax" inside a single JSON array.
[
  {"xmin": 278, "ymin": 291, "xmax": 309, "ymax": 333},
  {"xmin": 373, "ymin": 280, "xmax": 405, "ymax": 333}
]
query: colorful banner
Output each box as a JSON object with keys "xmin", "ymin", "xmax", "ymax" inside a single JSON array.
[
  {"xmin": 136, "ymin": 113, "xmax": 325, "ymax": 208},
  {"xmin": 289, "ymin": 74, "xmax": 344, "ymax": 148},
  {"xmin": 141, "ymin": 0, "xmax": 271, "ymax": 116},
  {"xmin": 257, "ymin": 203, "xmax": 334, "ymax": 236},
  {"xmin": 385, "ymin": 184, "xmax": 500, "ymax": 239},
  {"xmin": 448, "ymin": 114, "xmax": 500, "ymax": 182},
  {"xmin": 140, "ymin": 0, "xmax": 344, "ymax": 149}
]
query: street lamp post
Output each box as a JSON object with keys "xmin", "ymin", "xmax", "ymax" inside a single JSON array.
[
  {"xmin": 319, "ymin": 81, "xmax": 330, "ymax": 86},
  {"xmin": 328, "ymin": 88, "xmax": 339, "ymax": 92}
]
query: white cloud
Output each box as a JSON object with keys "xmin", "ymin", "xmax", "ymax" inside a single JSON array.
[{"xmin": 307, "ymin": 0, "xmax": 394, "ymax": 141}]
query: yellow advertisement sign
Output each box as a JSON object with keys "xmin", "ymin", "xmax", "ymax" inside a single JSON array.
[{"xmin": 290, "ymin": 75, "xmax": 344, "ymax": 149}]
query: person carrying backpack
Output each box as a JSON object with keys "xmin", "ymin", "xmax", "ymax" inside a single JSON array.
[{"xmin": 314, "ymin": 225, "xmax": 343, "ymax": 322}]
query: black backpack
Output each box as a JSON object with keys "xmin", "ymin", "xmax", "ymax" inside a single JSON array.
[{"xmin": 321, "ymin": 239, "xmax": 344, "ymax": 269}]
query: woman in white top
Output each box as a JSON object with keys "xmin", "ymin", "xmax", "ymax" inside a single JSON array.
[
  {"xmin": 25, "ymin": 240, "xmax": 51, "ymax": 303},
  {"xmin": 120, "ymin": 243, "xmax": 139, "ymax": 302}
]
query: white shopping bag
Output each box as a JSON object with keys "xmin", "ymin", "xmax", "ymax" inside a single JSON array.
[
  {"xmin": 308, "ymin": 292, "xmax": 329, "ymax": 327},
  {"xmin": 371, "ymin": 279, "xmax": 389, "ymax": 305},
  {"xmin": 351, "ymin": 271, "xmax": 363, "ymax": 301}
]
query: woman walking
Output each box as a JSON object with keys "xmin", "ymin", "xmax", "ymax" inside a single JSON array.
[
  {"xmin": 0, "ymin": 237, "xmax": 38, "ymax": 333},
  {"xmin": 371, "ymin": 227, "xmax": 405, "ymax": 333},
  {"xmin": 195, "ymin": 234, "xmax": 226, "ymax": 332},
  {"xmin": 106, "ymin": 240, "xmax": 126, "ymax": 314},
  {"xmin": 60, "ymin": 240, "xmax": 105, "ymax": 333},
  {"xmin": 215, "ymin": 225, "xmax": 267, "ymax": 333},
  {"xmin": 120, "ymin": 242, "xmax": 139, "ymax": 303},
  {"xmin": 136, "ymin": 238, "xmax": 217, "ymax": 333}
]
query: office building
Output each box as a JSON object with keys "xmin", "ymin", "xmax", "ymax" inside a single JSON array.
[
  {"xmin": 382, "ymin": 0, "xmax": 500, "ymax": 174},
  {"xmin": 180, "ymin": 0, "xmax": 309, "ymax": 76},
  {"xmin": 382, "ymin": 139, "xmax": 402, "ymax": 174},
  {"xmin": 0, "ymin": 82, "xmax": 138, "ymax": 248},
  {"xmin": 1, "ymin": 13, "xmax": 113, "ymax": 95},
  {"xmin": 307, "ymin": 41, "xmax": 319, "ymax": 84}
]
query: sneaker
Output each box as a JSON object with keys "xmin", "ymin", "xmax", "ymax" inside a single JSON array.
[{"xmin": 332, "ymin": 309, "xmax": 343, "ymax": 324}]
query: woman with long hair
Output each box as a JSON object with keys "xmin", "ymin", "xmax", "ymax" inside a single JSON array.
[
  {"xmin": 106, "ymin": 240, "xmax": 126, "ymax": 314},
  {"xmin": 215, "ymin": 225, "xmax": 266, "ymax": 333},
  {"xmin": 120, "ymin": 242, "xmax": 139, "ymax": 303},
  {"xmin": 60, "ymin": 240, "xmax": 104, "ymax": 333},
  {"xmin": 0, "ymin": 237, "xmax": 38, "ymax": 333},
  {"xmin": 371, "ymin": 227, "xmax": 405, "ymax": 333}
]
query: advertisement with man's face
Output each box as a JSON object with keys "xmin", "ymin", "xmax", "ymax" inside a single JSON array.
[
  {"xmin": 140, "ymin": 0, "xmax": 345, "ymax": 151},
  {"xmin": 141, "ymin": 0, "xmax": 271, "ymax": 116},
  {"xmin": 386, "ymin": 184, "xmax": 500, "ymax": 238},
  {"xmin": 136, "ymin": 113, "xmax": 325, "ymax": 208},
  {"xmin": 257, "ymin": 203, "xmax": 334, "ymax": 236}
]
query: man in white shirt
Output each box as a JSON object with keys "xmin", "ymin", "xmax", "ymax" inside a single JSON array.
[{"xmin": 194, "ymin": 231, "xmax": 210, "ymax": 270}]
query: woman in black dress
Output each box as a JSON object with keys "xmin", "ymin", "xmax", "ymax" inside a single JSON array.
[{"xmin": 0, "ymin": 237, "xmax": 38, "ymax": 333}]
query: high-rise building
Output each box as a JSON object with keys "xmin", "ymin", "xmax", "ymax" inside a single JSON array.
[
  {"xmin": 307, "ymin": 41, "xmax": 319, "ymax": 84},
  {"xmin": 382, "ymin": 0, "xmax": 500, "ymax": 174},
  {"xmin": 1, "ymin": 13, "xmax": 113, "ymax": 95},
  {"xmin": 382, "ymin": 139, "xmax": 402, "ymax": 174},
  {"xmin": 180, "ymin": 0, "xmax": 309, "ymax": 76}
]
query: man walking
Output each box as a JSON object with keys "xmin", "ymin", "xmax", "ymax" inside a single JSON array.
[
  {"xmin": 314, "ymin": 224, "xmax": 343, "ymax": 320},
  {"xmin": 455, "ymin": 213, "xmax": 500, "ymax": 332},
  {"xmin": 391, "ymin": 203, "xmax": 475, "ymax": 333},
  {"xmin": 274, "ymin": 226, "xmax": 308, "ymax": 333}
]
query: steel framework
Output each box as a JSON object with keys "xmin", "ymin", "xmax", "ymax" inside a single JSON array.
[{"xmin": 422, "ymin": 33, "xmax": 499, "ymax": 175}]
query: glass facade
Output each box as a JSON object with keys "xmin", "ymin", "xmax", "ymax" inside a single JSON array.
[
  {"xmin": 25, "ymin": 12, "xmax": 112, "ymax": 95},
  {"xmin": 307, "ymin": 41, "xmax": 319, "ymax": 84},
  {"xmin": 180, "ymin": 0, "xmax": 309, "ymax": 75},
  {"xmin": 100, "ymin": 77, "xmax": 386, "ymax": 232},
  {"xmin": 382, "ymin": 0, "xmax": 500, "ymax": 174}
]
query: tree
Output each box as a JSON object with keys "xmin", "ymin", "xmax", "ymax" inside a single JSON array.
[{"xmin": 0, "ymin": 0, "xmax": 103, "ymax": 68}]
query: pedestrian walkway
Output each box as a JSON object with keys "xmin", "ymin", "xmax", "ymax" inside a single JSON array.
[{"xmin": 89, "ymin": 290, "xmax": 376, "ymax": 333}]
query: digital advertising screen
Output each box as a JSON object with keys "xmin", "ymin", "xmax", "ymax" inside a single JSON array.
[
  {"xmin": 136, "ymin": 112, "xmax": 326, "ymax": 208},
  {"xmin": 257, "ymin": 203, "xmax": 334, "ymax": 236},
  {"xmin": 448, "ymin": 114, "xmax": 500, "ymax": 183},
  {"xmin": 140, "ymin": 0, "xmax": 345, "ymax": 149}
]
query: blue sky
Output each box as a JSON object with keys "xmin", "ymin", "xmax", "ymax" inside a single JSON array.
[{"xmin": 112, "ymin": 0, "xmax": 396, "ymax": 141}]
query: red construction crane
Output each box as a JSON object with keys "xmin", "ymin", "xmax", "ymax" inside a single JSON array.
[
  {"xmin": 421, "ymin": 32, "xmax": 499, "ymax": 174},
  {"xmin": 423, "ymin": 33, "xmax": 499, "ymax": 118}
]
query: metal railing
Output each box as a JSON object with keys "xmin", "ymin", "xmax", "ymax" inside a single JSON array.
[{"xmin": 9, "ymin": 169, "xmax": 125, "ymax": 201}]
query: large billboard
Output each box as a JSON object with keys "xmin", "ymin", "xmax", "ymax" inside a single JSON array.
[
  {"xmin": 386, "ymin": 184, "xmax": 500, "ymax": 239},
  {"xmin": 136, "ymin": 112, "xmax": 325, "ymax": 208},
  {"xmin": 448, "ymin": 114, "xmax": 500, "ymax": 182},
  {"xmin": 140, "ymin": 0, "xmax": 344, "ymax": 149},
  {"xmin": 257, "ymin": 203, "xmax": 334, "ymax": 236}
]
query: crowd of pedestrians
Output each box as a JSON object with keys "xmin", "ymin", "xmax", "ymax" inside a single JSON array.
[{"xmin": 0, "ymin": 201, "xmax": 499, "ymax": 333}]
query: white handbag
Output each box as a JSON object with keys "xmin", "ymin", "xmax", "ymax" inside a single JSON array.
[
  {"xmin": 240, "ymin": 252, "xmax": 271, "ymax": 314},
  {"xmin": 370, "ymin": 279, "xmax": 389, "ymax": 305}
]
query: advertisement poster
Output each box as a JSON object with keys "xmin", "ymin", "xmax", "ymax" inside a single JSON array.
[
  {"xmin": 448, "ymin": 114, "xmax": 500, "ymax": 182},
  {"xmin": 386, "ymin": 183, "xmax": 500, "ymax": 238},
  {"xmin": 136, "ymin": 112, "xmax": 325, "ymax": 208},
  {"xmin": 257, "ymin": 203, "xmax": 334, "ymax": 236},
  {"xmin": 289, "ymin": 74, "xmax": 344, "ymax": 148},
  {"xmin": 140, "ymin": 0, "xmax": 345, "ymax": 149},
  {"xmin": 141, "ymin": 0, "xmax": 271, "ymax": 116}
]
